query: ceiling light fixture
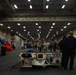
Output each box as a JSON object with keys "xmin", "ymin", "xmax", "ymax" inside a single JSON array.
[
  {"xmin": 17, "ymin": 23, "xmax": 20, "ymax": 26},
  {"xmin": 52, "ymin": 23, "xmax": 55, "ymax": 25},
  {"xmin": 50, "ymin": 29, "xmax": 52, "ymax": 31},
  {"xmin": 56, "ymin": 31, "xmax": 58, "ymax": 35},
  {"xmin": 46, "ymin": 33, "xmax": 49, "ymax": 38},
  {"xmin": 38, "ymin": 33, "xmax": 40, "ymax": 38},
  {"xmin": 46, "ymin": 5, "xmax": 49, "ymax": 9},
  {"xmin": 48, "ymin": 31, "xmax": 50, "ymax": 33},
  {"xmin": 39, "ymin": 31, "xmax": 41, "ymax": 33},
  {"xmin": 30, "ymin": 5, "xmax": 32, "ymax": 9},
  {"xmin": 14, "ymin": 4, "xmax": 18, "ymax": 9},
  {"xmin": 67, "ymin": 23, "xmax": 71, "ymax": 25},
  {"xmin": 37, "ymin": 29, "xmax": 39, "ymax": 31},
  {"xmin": 62, "ymin": 5, "xmax": 65, "ymax": 9},
  {"xmin": 64, "ymin": 26, "xmax": 67, "ymax": 28},
  {"xmin": 27, "ymin": 31, "xmax": 30, "ymax": 35},
  {"xmin": 39, "ymin": 26, "xmax": 41, "ymax": 28},
  {"xmin": 46, "ymin": 0, "xmax": 50, "ymax": 1},
  {"xmin": 19, "ymin": 33, "xmax": 21, "ymax": 36},
  {"xmin": 8, "ymin": 26, "xmax": 11, "ymax": 29},
  {"xmin": 28, "ymin": 0, "xmax": 31, "ymax": 2},
  {"xmin": 53, "ymin": 34, "xmax": 55, "ymax": 37},
  {"xmin": 23, "ymin": 26, "xmax": 26, "ymax": 28},
  {"xmin": 30, "ymin": 36, "xmax": 34, "ymax": 41},
  {"xmin": 36, "ymin": 23, "xmax": 38, "ymax": 25},
  {"xmin": 11, "ymin": 30, "xmax": 13, "ymax": 32},
  {"xmin": 0, "ymin": 23, "xmax": 3, "ymax": 26},
  {"xmin": 16, "ymin": 32, "xmax": 18, "ymax": 33},
  {"xmin": 61, "ymin": 29, "xmax": 63, "ymax": 31},
  {"xmin": 65, "ymin": 0, "xmax": 68, "ymax": 1},
  {"xmin": 24, "ymin": 29, "xmax": 26, "ymax": 31},
  {"xmin": 51, "ymin": 26, "xmax": 53, "ymax": 28}
]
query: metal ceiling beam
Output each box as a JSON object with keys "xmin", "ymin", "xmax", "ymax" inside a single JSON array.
[
  {"xmin": 13, "ymin": 12, "xmax": 76, "ymax": 17},
  {"xmin": 0, "ymin": 17, "xmax": 76, "ymax": 22},
  {"xmin": 4, "ymin": 0, "xmax": 16, "ymax": 13}
]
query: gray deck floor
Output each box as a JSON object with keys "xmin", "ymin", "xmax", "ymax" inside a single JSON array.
[{"xmin": 0, "ymin": 49, "xmax": 76, "ymax": 75}]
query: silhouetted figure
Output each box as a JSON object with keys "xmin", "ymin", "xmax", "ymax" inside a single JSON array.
[
  {"xmin": 0, "ymin": 38, "xmax": 6, "ymax": 56},
  {"xmin": 37, "ymin": 41, "xmax": 43, "ymax": 52},
  {"xmin": 64, "ymin": 31, "xmax": 76, "ymax": 70},
  {"xmin": 1, "ymin": 46, "xmax": 6, "ymax": 56},
  {"xmin": 59, "ymin": 35, "xmax": 66, "ymax": 67},
  {"xmin": 48, "ymin": 42, "xmax": 53, "ymax": 52},
  {"xmin": 53, "ymin": 41, "xmax": 57, "ymax": 52}
]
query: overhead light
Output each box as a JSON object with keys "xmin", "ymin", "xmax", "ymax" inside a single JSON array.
[
  {"xmin": 53, "ymin": 34, "xmax": 55, "ymax": 37},
  {"xmin": 64, "ymin": 26, "xmax": 67, "ymax": 28},
  {"xmin": 27, "ymin": 31, "xmax": 30, "ymax": 35},
  {"xmin": 56, "ymin": 31, "xmax": 58, "ymax": 35},
  {"xmin": 50, "ymin": 29, "xmax": 52, "ymax": 31},
  {"xmin": 51, "ymin": 26, "xmax": 53, "ymax": 28},
  {"xmin": 11, "ymin": 30, "xmax": 13, "ymax": 31},
  {"xmin": 0, "ymin": 23, "xmax": 3, "ymax": 26},
  {"xmin": 30, "ymin": 36, "xmax": 34, "ymax": 41},
  {"xmin": 48, "ymin": 31, "xmax": 50, "ymax": 33},
  {"xmin": 52, "ymin": 23, "xmax": 55, "ymax": 25},
  {"xmin": 28, "ymin": 0, "xmax": 31, "ymax": 2},
  {"xmin": 62, "ymin": 5, "xmax": 65, "ymax": 9},
  {"xmin": 39, "ymin": 26, "xmax": 41, "ymax": 28},
  {"xmin": 39, "ymin": 31, "xmax": 41, "ymax": 33},
  {"xmin": 46, "ymin": 36, "xmax": 47, "ymax": 38},
  {"xmin": 46, "ymin": 0, "xmax": 50, "ymax": 1},
  {"xmin": 19, "ymin": 33, "xmax": 21, "ymax": 36},
  {"xmin": 67, "ymin": 23, "xmax": 71, "ymax": 25},
  {"xmin": 17, "ymin": 23, "xmax": 20, "ymax": 26},
  {"xmin": 30, "ymin": 5, "xmax": 32, "ymax": 9},
  {"xmin": 37, "ymin": 29, "xmax": 39, "ymax": 31},
  {"xmin": 14, "ymin": 4, "xmax": 18, "ymax": 9},
  {"xmin": 36, "ymin": 23, "xmax": 38, "ymax": 25},
  {"xmin": 65, "ymin": 0, "xmax": 68, "ymax": 1},
  {"xmin": 38, "ymin": 33, "xmax": 40, "ymax": 38},
  {"xmin": 23, "ymin": 26, "xmax": 26, "ymax": 28},
  {"xmin": 24, "ymin": 29, "xmax": 26, "ymax": 31},
  {"xmin": 61, "ymin": 29, "xmax": 63, "ymax": 31},
  {"xmin": 8, "ymin": 26, "xmax": 11, "ymax": 29},
  {"xmin": 46, "ymin": 5, "xmax": 49, "ymax": 9},
  {"xmin": 16, "ymin": 31, "xmax": 18, "ymax": 33},
  {"xmin": 32, "ymin": 38, "xmax": 34, "ymax": 41},
  {"xmin": 46, "ymin": 33, "xmax": 49, "ymax": 38}
]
